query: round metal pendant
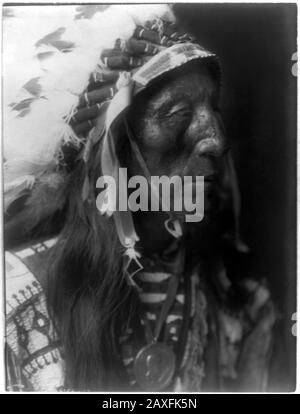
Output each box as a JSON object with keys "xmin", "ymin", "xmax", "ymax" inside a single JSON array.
[{"xmin": 133, "ymin": 343, "xmax": 176, "ymax": 391}]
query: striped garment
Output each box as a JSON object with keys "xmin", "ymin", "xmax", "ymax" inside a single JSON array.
[
  {"xmin": 120, "ymin": 267, "xmax": 195, "ymax": 388},
  {"xmin": 5, "ymin": 238, "xmax": 275, "ymax": 391}
]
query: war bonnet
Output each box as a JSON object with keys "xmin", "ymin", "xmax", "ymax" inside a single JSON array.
[{"xmin": 3, "ymin": 4, "xmax": 245, "ymax": 281}]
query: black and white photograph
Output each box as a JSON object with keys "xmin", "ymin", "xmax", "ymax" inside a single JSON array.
[{"xmin": 1, "ymin": 2, "xmax": 297, "ymax": 394}]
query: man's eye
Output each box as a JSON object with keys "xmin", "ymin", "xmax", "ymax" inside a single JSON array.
[{"xmin": 164, "ymin": 104, "xmax": 192, "ymax": 119}]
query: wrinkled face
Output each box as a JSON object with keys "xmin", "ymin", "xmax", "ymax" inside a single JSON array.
[{"xmin": 125, "ymin": 61, "xmax": 229, "ymax": 216}]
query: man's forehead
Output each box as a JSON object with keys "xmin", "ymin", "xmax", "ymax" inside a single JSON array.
[{"xmin": 147, "ymin": 67, "xmax": 217, "ymax": 110}]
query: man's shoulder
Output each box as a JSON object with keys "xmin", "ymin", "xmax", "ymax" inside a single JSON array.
[
  {"xmin": 5, "ymin": 238, "xmax": 65, "ymax": 392},
  {"xmin": 5, "ymin": 238, "xmax": 58, "ymax": 317}
]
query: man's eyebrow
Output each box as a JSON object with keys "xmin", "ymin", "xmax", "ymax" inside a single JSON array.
[
  {"xmin": 156, "ymin": 90, "xmax": 199, "ymax": 115},
  {"xmin": 156, "ymin": 96, "xmax": 184, "ymax": 115},
  {"xmin": 155, "ymin": 86, "xmax": 213, "ymax": 116}
]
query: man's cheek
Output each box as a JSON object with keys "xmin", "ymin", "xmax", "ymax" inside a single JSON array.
[
  {"xmin": 140, "ymin": 120, "xmax": 170, "ymax": 150},
  {"xmin": 157, "ymin": 154, "xmax": 190, "ymax": 178}
]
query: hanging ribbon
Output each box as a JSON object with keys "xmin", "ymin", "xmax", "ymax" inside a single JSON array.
[{"xmin": 97, "ymin": 71, "xmax": 144, "ymax": 283}]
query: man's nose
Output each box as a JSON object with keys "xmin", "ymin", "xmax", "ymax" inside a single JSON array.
[
  {"xmin": 196, "ymin": 137, "xmax": 225, "ymax": 157},
  {"xmin": 190, "ymin": 108, "xmax": 229, "ymax": 157}
]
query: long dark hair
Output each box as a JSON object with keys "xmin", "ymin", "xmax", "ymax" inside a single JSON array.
[{"xmin": 46, "ymin": 138, "xmax": 138, "ymax": 391}]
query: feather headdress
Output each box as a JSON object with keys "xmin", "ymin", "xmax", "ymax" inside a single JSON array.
[
  {"xmin": 3, "ymin": 4, "xmax": 247, "ymax": 275},
  {"xmin": 3, "ymin": 4, "xmax": 175, "ymax": 208}
]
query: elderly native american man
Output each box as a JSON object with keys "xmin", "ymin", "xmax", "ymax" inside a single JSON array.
[{"xmin": 4, "ymin": 5, "xmax": 276, "ymax": 392}]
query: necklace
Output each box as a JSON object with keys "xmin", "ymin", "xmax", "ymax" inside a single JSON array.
[{"xmin": 133, "ymin": 249, "xmax": 185, "ymax": 391}]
